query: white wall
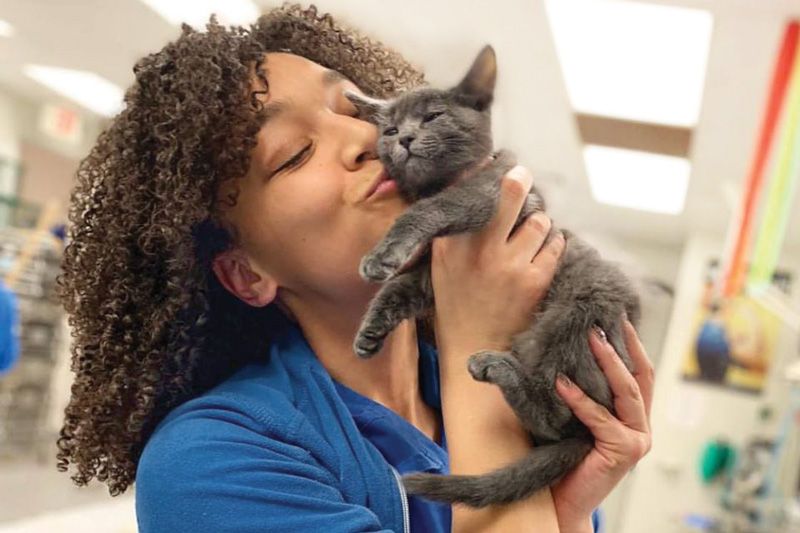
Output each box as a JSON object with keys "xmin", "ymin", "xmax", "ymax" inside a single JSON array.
[
  {"xmin": 0, "ymin": 92, "xmax": 21, "ymax": 197},
  {"xmin": 0, "ymin": 93, "xmax": 19, "ymax": 158}
]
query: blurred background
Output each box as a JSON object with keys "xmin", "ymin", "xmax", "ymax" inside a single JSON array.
[{"xmin": 1, "ymin": 0, "xmax": 800, "ymax": 531}]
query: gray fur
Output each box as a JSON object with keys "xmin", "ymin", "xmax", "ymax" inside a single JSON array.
[{"xmin": 350, "ymin": 45, "xmax": 641, "ymax": 508}]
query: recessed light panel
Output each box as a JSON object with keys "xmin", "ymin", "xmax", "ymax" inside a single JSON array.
[
  {"xmin": 24, "ymin": 65, "xmax": 124, "ymax": 118},
  {"xmin": 545, "ymin": 0, "xmax": 713, "ymax": 127},
  {"xmin": 584, "ymin": 144, "xmax": 691, "ymax": 214}
]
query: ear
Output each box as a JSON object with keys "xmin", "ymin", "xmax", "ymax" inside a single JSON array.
[
  {"xmin": 454, "ymin": 45, "xmax": 497, "ymax": 111},
  {"xmin": 212, "ymin": 249, "xmax": 277, "ymax": 308},
  {"xmin": 345, "ymin": 90, "xmax": 388, "ymax": 124}
]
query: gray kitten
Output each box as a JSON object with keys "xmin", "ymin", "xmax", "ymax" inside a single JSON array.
[{"xmin": 347, "ymin": 46, "xmax": 641, "ymax": 508}]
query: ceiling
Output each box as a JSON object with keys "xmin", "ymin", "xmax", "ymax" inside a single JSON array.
[{"xmin": 1, "ymin": 0, "xmax": 799, "ymax": 250}]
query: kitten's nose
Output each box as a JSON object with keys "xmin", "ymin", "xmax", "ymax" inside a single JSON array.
[{"xmin": 400, "ymin": 135, "xmax": 415, "ymax": 150}]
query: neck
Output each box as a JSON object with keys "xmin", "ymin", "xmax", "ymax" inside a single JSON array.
[{"xmin": 282, "ymin": 292, "xmax": 438, "ymax": 436}]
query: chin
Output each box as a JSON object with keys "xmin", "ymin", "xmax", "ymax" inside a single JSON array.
[{"xmin": 367, "ymin": 199, "xmax": 406, "ymax": 234}]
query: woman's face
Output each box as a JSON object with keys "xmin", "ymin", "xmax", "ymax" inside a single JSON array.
[{"xmin": 217, "ymin": 53, "xmax": 408, "ymax": 308}]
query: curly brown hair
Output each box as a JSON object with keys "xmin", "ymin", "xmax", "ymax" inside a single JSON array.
[{"xmin": 56, "ymin": 3, "xmax": 424, "ymax": 496}]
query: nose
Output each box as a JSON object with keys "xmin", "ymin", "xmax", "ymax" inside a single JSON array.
[
  {"xmin": 400, "ymin": 135, "xmax": 415, "ymax": 150},
  {"xmin": 339, "ymin": 117, "xmax": 379, "ymax": 171}
]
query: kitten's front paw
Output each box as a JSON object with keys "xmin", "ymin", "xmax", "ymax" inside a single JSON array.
[
  {"xmin": 353, "ymin": 327, "xmax": 385, "ymax": 358},
  {"xmin": 359, "ymin": 247, "xmax": 403, "ymax": 282}
]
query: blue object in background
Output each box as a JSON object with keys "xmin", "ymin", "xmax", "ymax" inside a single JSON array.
[
  {"xmin": 50, "ymin": 223, "xmax": 66, "ymax": 243},
  {"xmin": 695, "ymin": 316, "xmax": 731, "ymax": 382},
  {"xmin": 683, "ymin": 513, "xmax": 719, "ymax": 531},
  {"xmin": 0, "ymin": 280, "xmax": 20, "ymax": 375}
]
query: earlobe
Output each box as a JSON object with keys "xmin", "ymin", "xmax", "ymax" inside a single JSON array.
[{"xmin": 212, "ymin": 250, "xmax": 278, "ymax": 308}]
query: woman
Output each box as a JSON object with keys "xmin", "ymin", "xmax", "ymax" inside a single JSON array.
[{"xmin": 57, "ymin": 5, "xmax": 653, "ymax": 532}]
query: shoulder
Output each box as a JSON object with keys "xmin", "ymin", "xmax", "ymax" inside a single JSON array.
[
  {"xmin": 134, "ymin": 360, "xmax": 396, "ymax": 533},
  {"xmin": 134, "ymin": 364, "xmax": 351, "ymax": 532},
  {"xmin": 137, "ymin": 359, "xmax": 327, "ymax": 478}
]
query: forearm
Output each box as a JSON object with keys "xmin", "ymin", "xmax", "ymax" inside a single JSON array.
[{"xmin": 440, "ymin": 347, "xmax": 560, "ymax": 533}]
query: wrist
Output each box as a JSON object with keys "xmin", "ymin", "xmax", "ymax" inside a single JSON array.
[
  {"xmin": 433, "ymin": 318, "xmax": 512, "ymax": 362},
  {"xmin": 557, "ymin": 515, "xmax": 593, "ymax": 533},
  {"xmin": 436, "ymin": 341, "xmax": 509, "ymax": 378},
  {"xmin": 440, "ymin": 364, "xmax": 526, "ymax": 435},
  {"xmin": 554, "ymin": 500, "xmax": 594, "ymax": 533}
]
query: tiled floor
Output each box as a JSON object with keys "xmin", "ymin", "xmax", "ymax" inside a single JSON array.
[{"xmin": 0, "ymin": 455, "xmax": 135, "ymax": 532}]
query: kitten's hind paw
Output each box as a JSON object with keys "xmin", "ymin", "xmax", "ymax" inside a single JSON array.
[
  {"xmin": 359, "ymin": 251, "xmax": 401, "ymax": 282},
  {"xmin": 468, "ymin": 351, "xmax": 518, "ymax": 384}
]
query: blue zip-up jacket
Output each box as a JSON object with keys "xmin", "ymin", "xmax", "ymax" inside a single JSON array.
[{"xmin": 136, "ymin": 315, "xmax": 603, "ymax": 532}]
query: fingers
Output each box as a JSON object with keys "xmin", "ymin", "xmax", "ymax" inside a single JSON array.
[
  {"xmin": 483, "ymin": 165, "xmax": 533, "ymax": 243},
  {"xmin": 526, "ymin": 231, "xmax": 565, "ymax": 289},
  {"xmin": 554, "ymin": 373, "xmax": 627, "ymax": 444},
  {"xmin": 556, "ymin": 374, "xmax": 652, "ymax": 463},
  {"xmin": 556, "ymin": 374, "xmax": 652, "ymax": 468},
  {"xmin": 623, "ymin": 319, "xmax": 655, "ymax": 419},
  {"xmin": 588, "ymin": 327, "xmax": 649, "ymax": 433},
  {"xmin": 506, "ymin": 213, "xmax": 552, "ymax": 264}
]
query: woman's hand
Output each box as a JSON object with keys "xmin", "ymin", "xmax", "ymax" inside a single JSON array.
[
  {"xmin": 431, "ymin": 165, "xmax": 565, "ymax": 364},
  {"xmin": 552, "ymin": 320, "xmax": 655, "ymax": 533}
]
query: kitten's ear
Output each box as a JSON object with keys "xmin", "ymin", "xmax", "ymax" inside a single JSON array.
[
  {"xmin": 454, "ymin": 45, "xmax": 496, "ymax": 111},
  {"xmin": 345, "ymin": 90, "xmax": 388, "ymax": 123}
]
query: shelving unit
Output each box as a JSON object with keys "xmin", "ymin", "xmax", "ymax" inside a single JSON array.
[{"xmin": 0, "ymin": 199, "xmax": 64, "ymax": 461}]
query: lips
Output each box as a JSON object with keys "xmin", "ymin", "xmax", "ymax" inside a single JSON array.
[{"xmin": 363, "ymin": 169, "xmax": 391, "ymax": 200}]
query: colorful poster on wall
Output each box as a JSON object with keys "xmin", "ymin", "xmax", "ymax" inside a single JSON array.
[{"xmin": 681, "ymin": 259, "xmax": 791, "ymax": 394}]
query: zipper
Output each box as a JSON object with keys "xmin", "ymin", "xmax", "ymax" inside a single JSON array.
[{"xmin": 390, "ymin": 466, "xmax": 411, "ymax": 533}]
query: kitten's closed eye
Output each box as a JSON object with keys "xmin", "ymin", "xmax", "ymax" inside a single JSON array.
[
  {"xmin": 384, "ymin": 126, "xmax": 399, "ymax": 136},
  {"xmin": 422, "ymin": 111, "xmax": 444, "ymax": 123}
]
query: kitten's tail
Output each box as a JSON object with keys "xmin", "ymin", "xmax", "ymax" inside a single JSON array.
[{"xmin": 402, "ymin": 438, "xmax": 592, "ymax": 508}]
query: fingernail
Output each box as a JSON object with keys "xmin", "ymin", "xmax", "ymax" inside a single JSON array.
[
  {"xmin": 507, "ymin": 165, "xmax": 532, "ymax": 184},
  {"xmin": 557, "ymin": 373, "xmax": 573, "ymax": 388},
  {"xmin": 592, "ymin": 325, "xmax": 608, "ymax": 344}
]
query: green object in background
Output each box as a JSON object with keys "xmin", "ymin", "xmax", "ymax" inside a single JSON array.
[{"xmin": 700, "ymin": 439, "xmax": 736, "ymax": 484}]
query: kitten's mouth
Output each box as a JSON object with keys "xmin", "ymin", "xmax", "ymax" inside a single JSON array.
[{"xmin": 392, "ymin": 150, "xmax": 425, "ymax": 164}]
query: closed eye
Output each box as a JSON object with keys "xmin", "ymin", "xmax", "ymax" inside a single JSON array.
[
  {"xmin": 272, "ymin": 143, "xmax": 313, "ymax": 176},
  {"xmin": 383, "ymin": 126, "xmax": 398, "ymax": 136},
  {"xmin": 422, "ymin": 111, "xmax": 444, "ymax": 123}
]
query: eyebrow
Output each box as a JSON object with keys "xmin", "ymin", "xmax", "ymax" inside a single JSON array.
[{"xmin": 260, "ymin": 69, "xmax": 346, "ymax": 126}]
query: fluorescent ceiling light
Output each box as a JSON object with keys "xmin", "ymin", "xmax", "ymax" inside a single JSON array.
[
  {"xmin": 583, "ymin": 144, "xmax": 690, "ymax": 214},
  {"xmin": 0, "ymin": 19, "xmax": 14, "ymax": 38},
  {"xmin": 139, "ymin": 0, "xmax": 260, "ymax": 27},
  {"xmin": 24, "ymin": 65, "xmax": 124, "ymax": 118},
  {"xmin": 545, "ymin": 0, "xmax": 713, "ymax": 127}
]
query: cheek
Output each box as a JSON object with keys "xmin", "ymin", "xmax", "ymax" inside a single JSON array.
[
  {"xmin": 259, "ymin": 178, "xmax": 340, "ymax": 250},
  {"xmin": 232, "ymin": 165, "xmax": 407, "ymax": 293},
  {"xmin": 377, "ymin": 137, "xmax": 389, "ymax": 156},
  {"xmin": 252, "ymin": 178, "xmax": 366, "ymax": 282}
]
